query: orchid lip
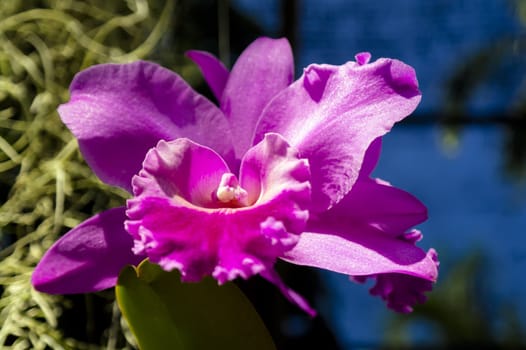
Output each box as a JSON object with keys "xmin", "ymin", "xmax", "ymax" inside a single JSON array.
[{"xmin": 126, "ymin": 133, "xmax": 312, "ymax": 288}]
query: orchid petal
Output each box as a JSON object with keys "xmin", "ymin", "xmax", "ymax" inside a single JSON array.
[
  {"xmin": 260, "ymin": 269, "xmax": 316, "ymax": 317},
  {"xmin": 59, "ymin": 61, "xmax": 234, "ymax": 191},
  {"xmin": 351, "ymin": 247, "xmax": 439, "ymax": 313},
  {"xmin": 370, "ymin": 252, "xmax": 438, "ymax": 313},
  {"xmin": 221, "ymin": 37, "xmax": 294, "ymax": 158},
  {"xmin": 32, "ymin": 207, "xmax": 143, "ymax": 294},
  {"xmin": 325, "ymin": 178, "xmax": 427, "ymax": 235},
  {"xmin": 131, "ymin": 138, "xmax": 230, "ymax": 208},
  {"xmin": 282, "ymin": 226, "xmax": 437, "ymax": 281},
  {"xmin": 359, "ymin": 137, "xmax": 382, "ymax": 179},
  {"xmin": 255, "ymin": 57, "xmax": 421, "ymax": 211},
  {"xmin": 240, "ymin": 133, "xmax": 311, "ymax": 215},
  {"xmin": 186, "ymin": 50, "xmax": 229, "ymax": 102}
]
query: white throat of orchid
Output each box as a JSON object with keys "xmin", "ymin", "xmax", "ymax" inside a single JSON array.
[{"xmin": 215, "ymin": 173, "xmax": 248, "ymax": 207}]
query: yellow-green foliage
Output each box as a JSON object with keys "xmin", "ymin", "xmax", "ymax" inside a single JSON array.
[{"xmin": 0, "ymin": 1, "xmax": 174, "ymax": 348}]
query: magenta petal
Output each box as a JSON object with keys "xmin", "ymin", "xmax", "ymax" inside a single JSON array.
[
  {"xmin": 186, "ymin": 50, "xmax": 229, "ymax": 102},
  {"xmin": 326, "ymin": 178, "xmax": 427, "ymax": 235},
  {"xmin": 353, "ymin": 248, "xmax": 439, "ymax": 313},
  {"xmin": 240, "ymin": 133, "xmax": 311, "ymax": 213},
  {"xmin": 32, "ymin": 207, "xmax": 143, "ymax": 294},
  {"xmin": 59, "ymin": 61, "xmax": 234, "ymax": 191},
  {"xmin": 370, "ymin": 274, "xmax": 431, "ymax": 313},
  {"xmin": 132, "ymin": 138, "xmax": 230, "ymax": 207},
  {"xmin": 359, "ymin": 137, "xmax": 382, "ymax": 179},
  {"xmin": 282, "ymin": 227, "xmax": 437, "ymax": 281},
  {"xmin": 255, "ymin": 57, "xmax": 421, "ymax": 211},
  {"xmin": 260, "ymin": 269, "xmax": 317, "ymax": 317},
  {"xmin": 370, "ymin": 255, "xmax": 438, "ymax": 313},
  {"xmin": 221, "ymin": 37, "xmax": 294, "ymax": 158},
  {"xmin": 355, "ymin": 52, "xmax": 372, "ymax": 65}
]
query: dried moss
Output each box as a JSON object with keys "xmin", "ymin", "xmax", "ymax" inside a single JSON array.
[{"xmin": 0, "ymin": 1, "xmax": 174, "ymax": 348}]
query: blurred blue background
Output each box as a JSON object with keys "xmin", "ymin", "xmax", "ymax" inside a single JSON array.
[
  {"xmin": 2, "ymin": 1, "xmax": 524, "ymax": 348},
  {"xmin": 232, "ymin": 0, "xmax": 526, "ymax": 347}
]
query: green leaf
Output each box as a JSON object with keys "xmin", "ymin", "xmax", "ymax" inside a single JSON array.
[{"xmin": 116, "ymin": 260, "xmax": 276, "ymax": 350}]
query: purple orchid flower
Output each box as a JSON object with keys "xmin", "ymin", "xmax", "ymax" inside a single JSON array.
[{"xmin": 32, "ymin": 37, "xmax": 438, "ymax": 316}]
